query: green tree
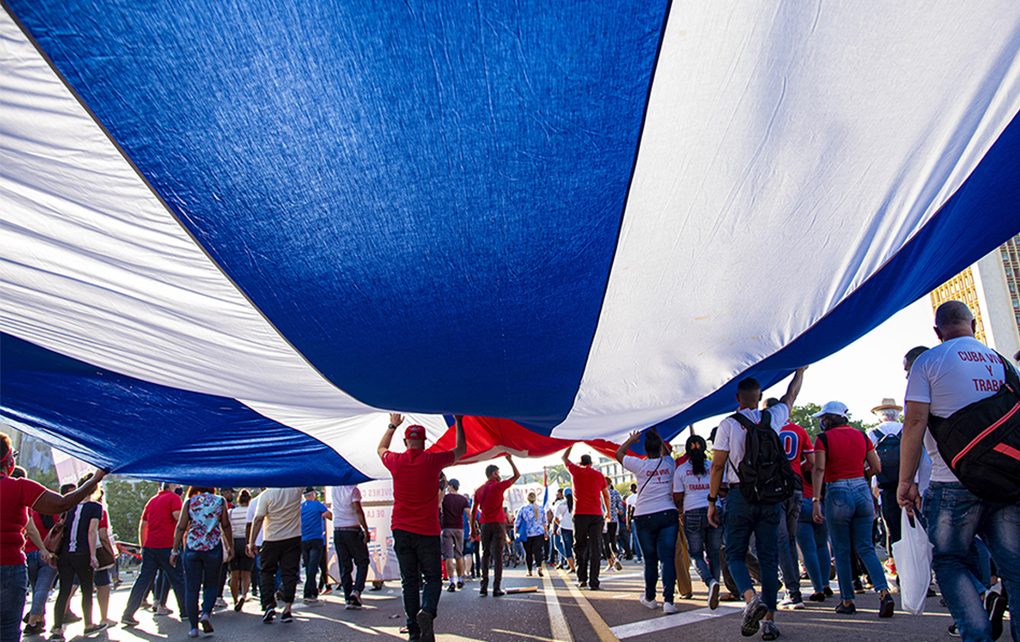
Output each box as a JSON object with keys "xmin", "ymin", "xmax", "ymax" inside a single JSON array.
[
  {"xmin": 104, "ymin": 478, "xmax": 159, "ymax": 544},
  {"xmin": 789, "ymin": 403, "xmax": 877, "ymax": 439}
]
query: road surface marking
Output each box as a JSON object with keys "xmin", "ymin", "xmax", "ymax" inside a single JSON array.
[
  {"xmin": 609, "ymin": 604, "xmax": 741, "ymax": 639},
  {"xmin": 557, "ymin": 569, "xmax": 619, "ymax": 642},
  {"xmin": 542, "ymin": 569, "xmax": 573, "ymax": 641}
]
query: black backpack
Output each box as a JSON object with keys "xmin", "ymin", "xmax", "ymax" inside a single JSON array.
[
  {"xmin": 730, "ymin": 410, "xmax": 796, "ymax": 504},
  {"xmin": 872, "ymin": 429, "xmax": 901, "ymax": 490},
  {"xmin": 928, "ymin": 352, "xmax": 1020, "ymax": 503}
]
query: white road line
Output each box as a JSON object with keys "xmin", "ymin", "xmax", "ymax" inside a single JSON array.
[
  {"xmin": 609, "ymin": 605, "xmax": 742, "ymax": 639},
  {"xmin": 542, "ymin": 570, "xmax": 574, "ymax": 642}
]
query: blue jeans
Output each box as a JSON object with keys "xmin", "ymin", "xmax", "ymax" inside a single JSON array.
[
  {"xmin": 634, "ymin": 509, "xmax": 678, "ymax": 603},
  {"xmin": 776, "ymin": 491, "xmax": 803, "ymax": 600},
  {"xmin": 124, "ymin": 547, "xmax": 186, "ymax": 619},
  {"xmin": 824, "ymin": 478, "xmax": 888, "ymax": 602},
  {"xmin": 560, "ymin": 529, "xmax": 573, "ymax": 560},
  {"xmin": 1, "ymin": 564, "xmax": 28, "ymax": 642},
  {"xmin": 26, "ymin": 550, "xmax": 57, "ymax": 617},
  {"xmin": 724, "ymin": 486, "xmax": 781, "ymax": 611},
  {"xmin": 630, "ymin": 525, "xmax": 643, "ymax": 560},
  {"xmin": 302, "ymin": 539, "xmax": 324, "ymax": 599},
  {"xmin": 797, "ymin": 496, "xmax": 831, "ymax": 593},
  {"xmin": 183, "ymin": 545, "xmax": 223, "ymax": 629},
  {"xmin": 684, "ymin": 508, "xmax": 721, "ymax": 586},
  {"xmin": 924, "ymin": 482, "xmax": 1020, "ymax": 642}
]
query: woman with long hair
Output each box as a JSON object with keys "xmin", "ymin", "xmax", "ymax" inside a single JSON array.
[
  {"xmin": 673, "ymin": 435, "xmax": 721, "ymax": 609},
  {"xmin": 553, "ymin": 489, "xmax": 575, "ymax": 572},
  {"xmin": 515, "ymin": 492, "xmax": 547, "ymax": 577},
  {"xmin": 616, "ymin": 429, "xmax": 679, "ymax": 614},
  {"xmin": 228, "ymin": 489, "xmax": 254, "ymax": 610},
  {"xmin": 49, "ymin": 473, "xmax": 106, "ymax": 640},
  {"xmin": 171, "ymin": 486, "xmax": 233, "ymax": 638}
]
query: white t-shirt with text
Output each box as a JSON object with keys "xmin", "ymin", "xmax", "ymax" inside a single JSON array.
[
  {"xmin": 713, "ymin": 403, "xmax": 791, "ymax": 483},
  {"xmin": 905, "ymin": 336, "xmax": 1013, "ymax": 483},
  {"xmin": 673, "ymin": 461, "xmax": 712, "ymax": 513},
  {"xmin": 622, "ymin": 455, "xmax": 677, "ymax": 517}
]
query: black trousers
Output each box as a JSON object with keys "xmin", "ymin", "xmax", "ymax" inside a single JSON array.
[
  {"xmin": 603, "ymin": 521, "xmax": 619, "ymax": 559},
  {"xmin": 334, "ymin": 528, "xmax": 369, "ymax": 600},
  {"xmin": 573, "ymin": 515, "xmax": 604, "ymax": 588},
  {"xmin": 393, "ymin": 529, "xmax": 442, "ymax": 639},
  {"xmin": 524, "ymin": 535, "xmax": 545, "ymax": 572},
  {"xmin": 259, "ymin": 537, "xmax": 301, "ymax": 610},
  {"xmin": 54, "ymin": 553, "xmax": 94, "ymax": 628},
  {"xmin": 479, "ymin": 522, "xmax": 506, "ymax": 589}
]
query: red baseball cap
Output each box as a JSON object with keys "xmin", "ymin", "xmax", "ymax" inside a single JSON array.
[{"xmin": 404, "ymin": 424, "xmax": 426, "ymax": 441}]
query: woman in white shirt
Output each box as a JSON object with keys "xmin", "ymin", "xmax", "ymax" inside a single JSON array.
[
  {"xmin": 616, "ymin": 429, "xmax": 679, "ymax": 614},
  {"xmin": 673, "ymin": 435, "xmax": 721, "ymax": 609},
  {"xmin": 228, "ymin": 489, "xmax": 253, "ymax": 610},
  {"xmin": 553, "ymin": 490, "xmax": 575, "ymax": 573}
]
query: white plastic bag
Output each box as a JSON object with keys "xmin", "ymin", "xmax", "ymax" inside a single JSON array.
[{"xmin": 892, "ymin": 511, "xmax": 933, "ymax": 615}]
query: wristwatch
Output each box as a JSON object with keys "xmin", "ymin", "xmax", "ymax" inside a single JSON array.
[
  {"xmin": 812, "ymin": 497, "xmax": 821, "ymax": 503},
  {"xmin": 707, "ymin": 495, "xmax": 717, "ymax": 503},
  {"xmin": 387, "ymin": 423, "xmax": 398, "ymax": 430}
]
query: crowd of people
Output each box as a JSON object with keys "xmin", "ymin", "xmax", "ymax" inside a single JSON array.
[{"xmin": 1, "ymin": 300, "xmax": 1018, "ymax": 642}]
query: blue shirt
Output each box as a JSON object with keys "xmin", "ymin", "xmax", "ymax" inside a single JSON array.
[
  {"xmin": 515, "ymin": 503, "xmax": 546, "ymax": 538},
  {"xmin": 300, "ymin": 500, "xmax": 328, "ymax": 542}
]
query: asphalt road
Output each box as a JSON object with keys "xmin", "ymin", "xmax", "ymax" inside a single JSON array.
[{"xmin": 42, "ymin": 559, "xmax": 1013, "ymax": 642}]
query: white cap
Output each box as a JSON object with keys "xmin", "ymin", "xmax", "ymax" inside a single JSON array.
[{"xmin": 813, "ymin": 401, "xmax": 849, "ymax": 418}]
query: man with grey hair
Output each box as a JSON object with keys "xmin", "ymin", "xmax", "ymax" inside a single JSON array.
[
  {"xmin": 869, "ymin": 398, "xmax": 904, "ymax": 552},
  {"xmin": 899, "ymin": 300, "xmax": 1019, "ymax": 641}
]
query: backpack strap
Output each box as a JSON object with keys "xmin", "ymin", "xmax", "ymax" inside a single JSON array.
[
  {"xmin": 994, "ymin": 350, "xmax": 1020, "ymax": 393},
  {"xmin": 817, "ymin": 431, "xmax": 829, "ymax": 451}
]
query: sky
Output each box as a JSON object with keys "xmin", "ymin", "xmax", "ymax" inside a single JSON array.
[{"xmin": 446, "ymin": 296, "xmax": 937, "ymax": 491}]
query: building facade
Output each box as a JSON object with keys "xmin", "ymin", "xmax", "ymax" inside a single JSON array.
[{"xmin": 930, "ymin": 233, "xmax": 1020, "ymax": 357}]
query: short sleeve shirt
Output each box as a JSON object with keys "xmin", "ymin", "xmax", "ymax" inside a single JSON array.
[
  {"xmin": 441, "ymin": 492, "xmax": 470, "ymax": 530},
  {"xmin": 564, "ymin": 462, "xmax": 607, "ymax": 516},
  {"xmin": 382, "ymin": 449, "xmax": 456, "ymax": 536},
  {"xmin": 142, "ymin": 490, "xmax": 183, "ymax": 549},
  {"xmin": 673, "ymin": 461, "xmax": 712, "ymax": 512},
  {"xmin": 473, "ymin": 478, "xmax": 514, "ymax": 524},
  {"xmin": 246, "ymin": 499, "xmax": 264, "ymax": 545},
  {"xmin": 815, "ymin": 425, "xmax": 873, "ymax": 482},
  {"xmin": 714, "ymin": 403, "xmax": 790, "ymax": 484},
  {"xmin": 254, "ymin": 488, "xmax": 303, "ymax": 542},
  {"xmin": 905, "ymin": 336, "xmax": 1012, "ymax": 483},
  {"xmin": 63, "ymin": 501, "xmax": 103, "ymax": 554},
  {"xmin": 622, "ymin": 455, "xmax": 677, "ymax": 516},
  {"xmin": 778, "ymin": 422, "xmax": 813, "ymax": 477},
  {"xmin": 330, "ymin": 485, "xmax": 363, "ymax": 529},
  {"xmin": 553, "ymin": 499, "xmax": 573, "ymax": 531},
  {"xmin": 0, "ymin": 477, "xmax": 45, "ymax": 564},
  {"xmin": 300, "ymin": 500, "xmax": 328, "ymax": 542}
]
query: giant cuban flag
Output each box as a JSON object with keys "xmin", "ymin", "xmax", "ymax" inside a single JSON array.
[{"xmin": 2, "ymin": 2, "xmax": 1019, "ymax": 486}]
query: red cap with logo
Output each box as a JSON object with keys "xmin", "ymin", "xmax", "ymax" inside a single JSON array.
[{"xmin": 404, "ymin": 424, "xmax": 426, "ymax": 441}]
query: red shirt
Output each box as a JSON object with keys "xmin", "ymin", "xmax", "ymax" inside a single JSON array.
[
  {"xmin": 142, "ymin": 490, "xmax": 183, "ymax": 548},
  {"xmin": 382, "ymin": 449, "xmax": 455, "ymax": 536},
  {"xmin": 473, "ymin": 478, "xmax": 514, "ymax": 525},
  {"xmin": 815, "ymin": 425, "xmax": 873, "ymax": 483},
  {"xmin": 23, "ymin": 511, "xmax": 53, "ymax": 555},
  {"xmin": 565, "ymin": 461, "xmax": 607, "ymax": 516},
  {"xmin": 778, "ymin": 422, "xmax": 813, "ymax": 478},
  {"xmin": 1, "ymin": 477, "xmax": 46, "ymax": 565}
]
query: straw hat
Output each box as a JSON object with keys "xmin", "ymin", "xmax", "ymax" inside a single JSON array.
[{"xmin": 871, "ymin": 397, "xmax": 902, "ymax": 414}]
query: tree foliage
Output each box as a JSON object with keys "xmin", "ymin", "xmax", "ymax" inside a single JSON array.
[
  {"xmin": 789, "ymin": 402, "xmax": 877, "ymax": 439},
  {"xmin": 103, "ymin": 478, "xmax": 159, "ymax": 544}
]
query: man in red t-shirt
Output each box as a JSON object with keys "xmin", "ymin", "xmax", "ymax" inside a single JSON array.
[
  {"xmin": 562, "ymin": 446, "xmax": 610, "ymax": 590},
  {"xmin": 378, "ymin": 414, "xmax": 465, "ymax": 642},
  {"xmin": 470, "ymin": 454, "xmax": 520, "ymax": 597},
  {"xmin": 120, "ymin": 483, "xmax": 187, "ymax": 626}
]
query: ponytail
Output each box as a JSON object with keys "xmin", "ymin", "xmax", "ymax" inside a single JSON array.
[{"xmin": 685, "ymin": 435, "xmax": 708, "ymax": 476}]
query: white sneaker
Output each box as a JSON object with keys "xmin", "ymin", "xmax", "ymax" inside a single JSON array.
[
  {"xmin": 663, "ymin": 602, "xmax": 679, "ymax": 614},
  {"xmin": 639, "ymin": 596, "xmax": 660, "ymax": 610},
  {"xmin": 214, "ymin": 597, "xmax": 228, "ymax": 609},
  {"xmin": 778, "ymin": 597, "xmax": 805, "ymax": 610}
]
